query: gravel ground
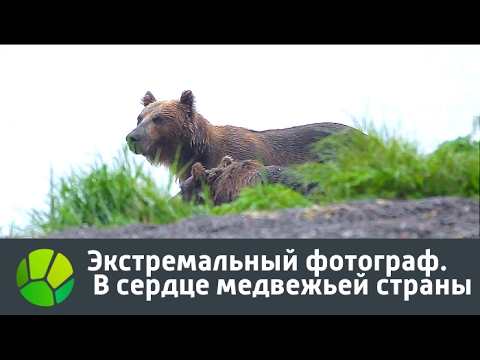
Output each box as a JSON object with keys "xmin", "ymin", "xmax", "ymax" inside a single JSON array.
[{"xmin": 32, "ymin": 197, "xmax": 480, "ymax": 239}]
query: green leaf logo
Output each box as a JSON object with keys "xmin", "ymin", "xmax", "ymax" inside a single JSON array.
[{"xmin": 16, "ymin": 249, "xmax": 74, "ymax": 307}]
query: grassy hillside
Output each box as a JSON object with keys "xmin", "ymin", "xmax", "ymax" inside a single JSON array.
[{"xmin": 4, "ymin": 116, "xmax": 479, "ymax": 238}]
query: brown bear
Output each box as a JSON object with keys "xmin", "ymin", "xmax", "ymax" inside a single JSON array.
[
  {"xmin": 126, "ymin": 90, "xmax": 363, "ymax": 183},
  {"xmin": 180, "ymin": 155, "xmax": 317, "ymax": 206}
]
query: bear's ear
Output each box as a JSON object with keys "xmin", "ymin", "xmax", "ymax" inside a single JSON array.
[
  {"xmin": 141, "ymin": 91, "xmax": 156, "ymax": 107},
  {"xmin": 180, "ymin": 90, "xmax": 195, "ymax": 112},
  {"xmin": 219, "ymin": 155, "xmax": 234, "ymax": 168},
  {"xmin": 191, "ymin": 162, "xmax": 206, "ymax": 180}
]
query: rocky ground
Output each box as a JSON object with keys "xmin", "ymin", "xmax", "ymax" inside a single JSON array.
[{"xmin": 29, "ymin": 197, "xmax": 479, "ymax": 239}]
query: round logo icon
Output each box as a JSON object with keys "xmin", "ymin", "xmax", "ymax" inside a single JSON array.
[{"xmin": 16, "ymin": 249, "xmax": 74, "ymax": 307}]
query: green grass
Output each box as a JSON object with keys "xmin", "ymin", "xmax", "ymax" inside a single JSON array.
[
  {"xmin": 16, "ymin": 147, "xmax": 203, "ymax": 237},
  {"xmin": 4, "ymin": 115, "xmax": 479, "ymax": 238},
  {"xmin": 287, "ymin": 115, "xmax": 479, "ymax": 203}
]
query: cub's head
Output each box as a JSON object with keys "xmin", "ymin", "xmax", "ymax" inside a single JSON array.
[
  {"xmin": 180, "ymin": 162, "xmax": 208, "ymax": 204},
  {"xmin": 125, "ymin": 90, "xmax": 207, "ymax": 168},
  {"xmin": 180, "ymin": 155, "xmax": 235, "ymax": 204}
]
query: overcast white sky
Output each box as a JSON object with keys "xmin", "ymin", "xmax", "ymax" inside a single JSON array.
[{"xmin": 1, "ymin": 45, "xmax": 479, "ymax": 236}]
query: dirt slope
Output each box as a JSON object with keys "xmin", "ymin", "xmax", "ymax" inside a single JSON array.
[{"xmin": 35, "ymin": 197, "xmax": 479, "ymax": 239}]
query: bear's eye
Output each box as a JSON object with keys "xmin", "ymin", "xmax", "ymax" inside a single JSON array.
[{"xmin": 152, "ymin": 114, "xmax": 168, "ymax": 126}]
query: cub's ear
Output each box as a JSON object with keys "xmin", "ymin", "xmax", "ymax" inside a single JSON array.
[
  {"xmin": 141, "ymin": 91, "xmax": 156, "ymax": 107},
  {"xmin": 180, "ymin": 90, "xmax": 195, "ymax": 112},
  {"xmin": 219, "ymin": 155, "xmax": 234, "ymax": 168},
  {"xmin": 191, "ymin": 162, "xmax": 206, "ymax": 180}
]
